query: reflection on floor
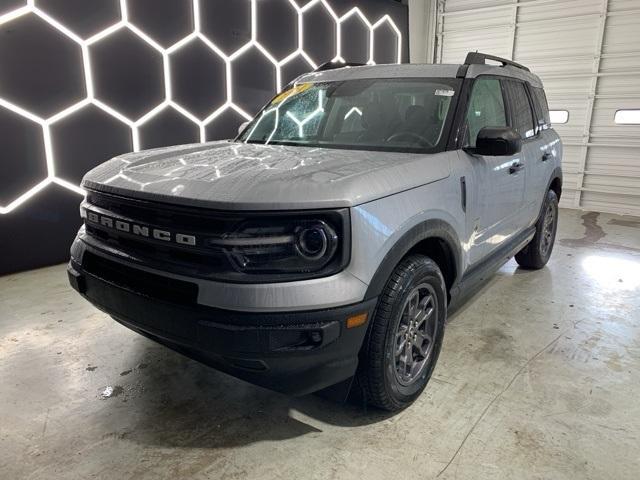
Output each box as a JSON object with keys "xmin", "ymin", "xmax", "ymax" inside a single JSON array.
[{"xmin": 1, "ymin": 208, "xmax": 639, "ymax": 479}]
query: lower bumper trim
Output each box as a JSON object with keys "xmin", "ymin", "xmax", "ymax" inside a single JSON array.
[{"xmin": 68, "ymin": 259, "xmax": 376, "ymax": 396}]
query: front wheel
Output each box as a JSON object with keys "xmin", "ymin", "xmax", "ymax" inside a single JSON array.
[
  {"xmin": 357, "ymin": 255, "xmax": 447, "ymax": 411},
  {"xmin": 515, "ymin": 189, "xmax": 559, "ymax": 269}
]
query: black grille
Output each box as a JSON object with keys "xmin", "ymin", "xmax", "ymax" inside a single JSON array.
[
  {"xmin": 84, "ymin": 223, "xmax": 228, "ymax": 276},
  {"xmin": 84, "ymin": 190, "xmax": 240, "ymax": 279},
  {"xmin": 83, "ymin": 189, "xmax": 351, "ymax": 283},
  {"xmin": 83, "ymin": 251, "xmax": 198, "ymax": 304},
  {"xmin": 87, "ymin": 190, "xmax": 243, "ymax": 234}
]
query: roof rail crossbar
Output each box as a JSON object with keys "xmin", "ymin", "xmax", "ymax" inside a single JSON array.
[
  {"xmin": 314, "ymin": 60, "xmax": 367, "ymax": 72},
  {"xmin": 464, "ymin": 52, "xmax": 530, "ymax": 72}
]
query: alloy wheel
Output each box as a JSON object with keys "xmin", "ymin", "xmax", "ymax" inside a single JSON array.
[
  {"xmin": 394, "ymin": 283, "xmax": 438, "ymax": 386},
  {"xmin": 540, "ymin": 202, "xmax": 556, "ymax": 257}
]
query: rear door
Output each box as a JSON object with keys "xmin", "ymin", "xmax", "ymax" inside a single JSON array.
[
  {"xmin": 459, "ymin": 77, "xmax": 527, "ymax": 265},
  {"xmin": 527, "ymin": 85, "xmax": 558, "ymax": 218},
  {"xmin": 502, "ymin": 79, "xmax": 542, "ymax": 227}
]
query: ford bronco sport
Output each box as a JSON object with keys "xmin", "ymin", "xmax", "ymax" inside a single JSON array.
[{"xmin": 68, "ymin": 52, "xmax": 562, "ymax": 411}]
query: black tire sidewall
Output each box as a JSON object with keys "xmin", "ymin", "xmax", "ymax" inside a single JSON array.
[
  {"xmin": 538, "ymin": 190, "xmax": 559, "ymax": 262},
  {"xmin": 516, "ymin": 189, "xmax": 559, "ymax": 269},
  {"xmin": 382, "ymin": 260, "xmax": 446, "ymax": 404}
]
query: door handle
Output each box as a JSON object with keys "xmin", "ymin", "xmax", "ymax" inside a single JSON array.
[
  {"xmin": 509, "ymin": 163, "xmax": 524, "ymax": 174},
  {"xmin": 542, "ymin": 152, "xmax": 552, "ymax": 162}
]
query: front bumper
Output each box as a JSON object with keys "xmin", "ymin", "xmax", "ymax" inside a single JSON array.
[{"xmin": 67, "ymin": 252, "xmax": 376, "ymax": 396}]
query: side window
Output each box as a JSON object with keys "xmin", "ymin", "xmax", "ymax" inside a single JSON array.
[
  {"xmin": 503, "ymin": 79, "xmax": 536, "ymax": 139},
  {"xmin": 465, "ymin": 78, "xmax": 507, "ymax": 147},
  {"xmin": 530, "ymin": 86, "xmax": 551, "ymax": 131}
]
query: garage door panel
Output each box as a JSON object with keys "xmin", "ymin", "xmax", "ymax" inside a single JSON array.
[
  {"xmin": 581, "ymin": 191, "xmax": 640, "ymax": 216},
  {"xmin": 596, "ymin": 75, "xmax": 640, "ymax": 97},
  {"xmin": 583, "ymin": 174, "xmax": 640, "ymax": 193},
  {"xmin": 552, "ymin": 131, "xmax": 585, "ymax": 145},
  {"xmin": 516, "ymin": 0, "xmax": 602, "ymax": 22},
  {"xmin": 608, "ymin": 0, "xmax": 640, "ymax": 13},
  {"xmin": 591, "ymin": 125, "xmax": 640, "ymax": 144},
  {"xmin": 442, "ymin": 31, "xmax": 510, "ymax": 63},
  {"xmin": 561, "ymin": 146, "xmax": 583, "ymax": 173},
  {"xmin": 515, "ymin": 19, "xmax": 601, "ymax": 60},
  {"xmin": 602, "ymin": 13, "xmax": 640, "ymax": 55},
  {"xmin": 440, "ymin": 0, "xmax": 513, "ymax": 64},
  {"xmin": 521, "ymin": 57, "xmax": 594, "ymax": 77},
  {"xmin": 443, "ymin": 8, "xmax": 511, "ymax": 30},
  {"xmin": 583, "ymin": 146, "xmax": 640, "ymax": 216},
  {"xmin": 539, "ymin": 77, "xmax": 592, "ymax": 98},
  {"xmin": 599, "ymin": 53, "xmax": 640, "ymax": 73},
  {"xmin": 546, "ymin": 96, "xmax": 589, "ymax": 129},
  {"xmin": 562, "ymin": 171, "xmax": 581, "ymax": 188},
  {"xmin": 560, "ymin": 190, "xmax": 577, "ymax": 207},
  {"xmin": 444, "ymin": 0, "xmax": 513, "ymax": 14},
  {"xmin": 586, "ymin": 146, "xmax": 640, "ymax": 175},
  {"xmin": 591, "ymin": 98, "xmax": 640, "ymax": 138}
]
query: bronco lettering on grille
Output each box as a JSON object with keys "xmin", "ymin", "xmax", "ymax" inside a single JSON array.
[{"xmin": 85, "ymin": 210, "xmax": 196, "ymax": 246}]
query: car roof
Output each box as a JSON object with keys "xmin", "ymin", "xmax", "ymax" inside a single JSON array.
[{"xmin": 296, "ymin": 62, "xmax": 544, "ymax": 89}]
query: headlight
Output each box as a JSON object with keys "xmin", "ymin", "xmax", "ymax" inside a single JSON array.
[
  {"xmin": 295, "ymin": 221, "xmax": 337, "ymax": 260},
  {"xmin": 206, "ymin": 212, "xmax": 349, "ymax": 278}
]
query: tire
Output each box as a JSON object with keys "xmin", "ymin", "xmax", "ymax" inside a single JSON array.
[
  {"xmin": 357, "ymin": 254, "xmax": 447, "ymax": 411},
  {"xmin": 515, "ymin": 189, "xmax": 559, "ymax": 269}
]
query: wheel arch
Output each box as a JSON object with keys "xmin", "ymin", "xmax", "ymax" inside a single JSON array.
[
  {"xmin": 536, "ymin": 167, "xmax": 563, "ymax": 221},
  {"xmin": 363, "ymin": 219, "xmax": 462, "ymax": 303},
  {"xmin": 547, "ymin": 167, "xmax": 563, "ymax": 200}
]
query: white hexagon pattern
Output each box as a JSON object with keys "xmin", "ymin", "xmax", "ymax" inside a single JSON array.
[{"xmin": 0, "ymin": 0, "xmax": 402, "ymax": 214}]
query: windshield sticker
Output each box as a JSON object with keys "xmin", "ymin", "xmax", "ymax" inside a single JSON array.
[
  {"xmin": 435, "ymin": 89, "xmax": 455, "ymax": 97},
  {"xmin": 272, "ymin": 83, "xmax": 313, "ymax": 104}
]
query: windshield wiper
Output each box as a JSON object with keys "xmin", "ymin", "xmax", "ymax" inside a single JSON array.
[{"xmin": 266, "ymin": 140, "xmax": 308, "ymax": 147}]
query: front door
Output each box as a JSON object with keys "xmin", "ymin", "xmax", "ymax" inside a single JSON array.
[{"xmin": 459, "ymin": 77, "xmax": 526, "ymax": 265}]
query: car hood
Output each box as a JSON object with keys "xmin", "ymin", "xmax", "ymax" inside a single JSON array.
[{"xmin": 82, "ymin": 141, "xmax": 451, "ymax": 210}]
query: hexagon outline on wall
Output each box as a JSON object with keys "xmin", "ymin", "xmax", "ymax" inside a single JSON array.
[{"xmin": 0, "ymin": 0, "xmax": 402, "ymax": 214}]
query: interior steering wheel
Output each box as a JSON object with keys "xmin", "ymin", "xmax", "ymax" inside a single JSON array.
[{"xmin": 386, "ymin": 131, "xmax": 432, "ymax": 147}]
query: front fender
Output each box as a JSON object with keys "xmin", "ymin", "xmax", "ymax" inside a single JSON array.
[
  {"xmin": 346, "ymin": 177, "xmax": 466, "ymax": 300},
  {"xmin": 362, "ymin": 218, "xmax": 462, "ymax": 300}
]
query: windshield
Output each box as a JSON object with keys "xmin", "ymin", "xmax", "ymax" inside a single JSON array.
[{"xmin": 238, "ymin": 78, "xmax": 461, "ymax": 153}]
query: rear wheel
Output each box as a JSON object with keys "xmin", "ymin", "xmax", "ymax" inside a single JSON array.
[
  {"xmin": 358, "ymin": 255, "xmax": 446, "ymax": 411},
  {"xmin": 515, "ymin": 189, "xmax": 558, "ymax": 269}
]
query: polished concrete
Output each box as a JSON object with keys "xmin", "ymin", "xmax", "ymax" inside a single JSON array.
[{"xmin": 1, "ymin": 208, "xmax": 639, "ymax": 479}]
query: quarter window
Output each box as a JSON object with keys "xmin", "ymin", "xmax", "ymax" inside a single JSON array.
[
  {"xmin": 530, "ymin": 86, "xmax": 551, "ymax": 130},
  {"xmin": 503, "ymin": 80, "xmax": 536, "ymax": 139},
  {"xmin": 464, "ymin": 78, "xmax": 507, "ymax": 147}
]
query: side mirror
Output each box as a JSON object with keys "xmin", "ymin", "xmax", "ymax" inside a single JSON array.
[
  {"xmin": 237, "ymin": 121, "xmax": 250, "ymax": 136},
  {"xmin": 468, "ymin": 126, "xmax": 522, "ymax": 156}
]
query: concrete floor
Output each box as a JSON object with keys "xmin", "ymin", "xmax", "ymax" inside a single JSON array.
[{"xmin": 1, "ymin": 208, "xmax": 639, "ymax": 480}]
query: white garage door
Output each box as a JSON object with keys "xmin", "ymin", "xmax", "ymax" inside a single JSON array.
[{"xmin": 434, "ymin": 0, "xmax": 640, "ymax": 216}]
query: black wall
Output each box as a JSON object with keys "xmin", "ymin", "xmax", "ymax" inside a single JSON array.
[{"xmin": 0, "ymin": 0, "xmax": 408, "ymax": 275}]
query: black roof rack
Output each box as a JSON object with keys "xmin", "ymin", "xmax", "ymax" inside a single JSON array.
[
  {"xmin": 464, "ymin": 52, "xmax": 530, "ymax": 72},
  {"xmin": 314, "ymin": 60, "xmax": 366, "ymax": 72}
]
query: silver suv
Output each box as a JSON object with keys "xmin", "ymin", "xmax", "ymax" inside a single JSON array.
[{"xmin": 68, "ymin": 52, "xmax": 562, "ymax": 411}]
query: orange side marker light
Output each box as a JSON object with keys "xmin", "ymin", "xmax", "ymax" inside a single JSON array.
[{"xmin": 346, "ymin": 312, "xmax": 368, "ymax": 329}]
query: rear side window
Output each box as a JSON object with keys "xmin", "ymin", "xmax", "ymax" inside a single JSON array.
[
  {"xmin": 464, "ymin": 78, "xmax": 507, "ymax": 147},
  {"xmin": 530, "ymin": 86, "xmax": 551, "ymax": 130},
  {"xmin": 503, "ymin": 79, "xmax": 535, "ymax": 139}
]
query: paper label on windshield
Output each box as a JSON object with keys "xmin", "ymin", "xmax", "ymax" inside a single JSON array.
[
  {"xmin": 272, "ymin": 83, "xmax": 313, "ymax": 104},
  {"xmin": 435, "ymin": 89, "xmax": 455, "ymax": 97}
]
